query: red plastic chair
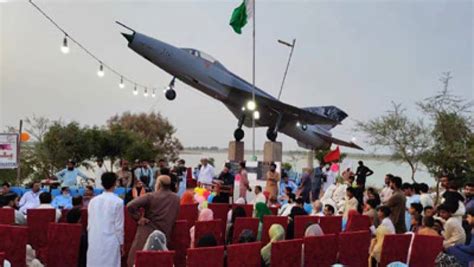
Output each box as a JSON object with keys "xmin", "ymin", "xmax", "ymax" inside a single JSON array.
[
  {"xmin": 346, "ymin": 214, "xmax": 371, "ymax": 232},
  {"xmin": 169, "ymin": 220, "xmax": 190, "ymax": 267},
  {"xmin": 0, "ymin": 252, "xmax": 4, "ymax": 267},
  {"xmin": 408, "ymin": 234, "xmax": 443, "ymax": 267},
  {"xmin": 208, "ymin": 203, "xmax": 230, "ymax": 240},
  {"xmin": 269, "ymin": 206, "xmax": 278, "ymax": 215},
  {"xmin": 231, "ymin": 204, "xmax": 253, "ymax": 217},
  {"xmin": 304, "ymin": 234, "xmax": 338, "ymax": 267},
  {"xmin": 27, "ymin": 209, "xmax": 56, "ymax": 250},
  {"xmin": 338, "ymin": 230, "xmax": 371, "ymax": 267},
  {"xmin": 46, "ymin": 223, "xmax": 82, "ymax": 267},
  {"xmin": 270, "ymin": 239, "xmax": 303, "ymax": 267},
  {"xmin": 294, "ymin": 215, "xmax": 319, "ymax": 238},
  {"xmin": 123, "ymin": 207, "xmax": 137, "ymax": 266},
  {"xmin": 194, "ymin": 219, "xmax": 223, "ymax": 246},
  {"xmin": 187, "ymin": 246, "xmax": 225, "ymax": 267},
  {"xmin": 379, "ymin": 234, "xmax": 412, "ymax": 266},
  {"xmin": 135, "ymin": 251, "xmax": 175, "ymax": 267},
  {"xmin": 177, "ymin": 204, "xmax": 199, "ymax": 228},
  {"xmin": 0, "ymin": 209, "xmax": 14, "ymax": 225},
  {"xmin": 232, "ymin": 217, "xmax": 259, "ymax": 244},
  {"xmin": 227, "ymin": 242, "xmax": 262, "ymax": 267},
  {"xmin": 0, "ymin": 225, "xmax": 28, "ymax": 267},
  {"xmin": 318, "ymin": 216, "xmax": 342, "ymax": 234},
  {"xmin": 59, "ymin": 209, "xmax": 69, "ymax": 223},
  {"xmin": 261, "ymin": 216, "xmax": 288, "ymax": 244}
]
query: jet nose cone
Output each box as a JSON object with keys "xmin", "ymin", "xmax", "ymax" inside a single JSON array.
[{"xmin": 121, "ymin": 32, "xmax": 134, "ymax": 43}]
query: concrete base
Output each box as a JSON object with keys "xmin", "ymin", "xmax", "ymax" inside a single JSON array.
[
  {"xmin": 263, "ymin": 141, "xmax": 283, "ymax": 163},
  {"xmin": 228, "ymin": 141, "xmax": 244, "ymax": 162}
]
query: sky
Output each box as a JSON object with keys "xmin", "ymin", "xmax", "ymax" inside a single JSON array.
[{"xmin": 0, "ymin": 0, "xmax": 472, "ymax": 153}]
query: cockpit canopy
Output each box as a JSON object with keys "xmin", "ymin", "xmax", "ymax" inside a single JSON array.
[{"xmin": 181, "ymin": 48, "xmax": 226, "ymax": 69}]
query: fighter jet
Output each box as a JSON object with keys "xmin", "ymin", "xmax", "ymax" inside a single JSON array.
[{"xmin": 118, "ymin": 22, "xmax": 362, "ymax": 150}]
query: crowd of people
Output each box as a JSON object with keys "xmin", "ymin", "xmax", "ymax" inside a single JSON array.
[{"xmin": 1, "ymin": 157, "xmax": 473, "ymax": 267}]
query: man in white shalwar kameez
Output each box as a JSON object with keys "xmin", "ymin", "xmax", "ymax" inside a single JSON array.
[{"xmin": 87, "ymin": 172, "xmax": 124, "ymax": 267}]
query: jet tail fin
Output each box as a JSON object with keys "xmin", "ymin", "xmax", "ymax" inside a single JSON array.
[{"xmin": 303, "ymin": 106, "xmax": 347, "ymax": 129}]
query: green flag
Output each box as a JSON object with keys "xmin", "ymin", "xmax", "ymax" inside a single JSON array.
[{"xmin": 230, "ymin": 0, "xmax": 253, "ymax": 34}]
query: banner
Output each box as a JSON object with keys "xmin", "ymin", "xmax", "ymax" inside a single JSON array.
[{"xmin": 0, "ymin": 133, "xmax": 19, "ymax": 169}]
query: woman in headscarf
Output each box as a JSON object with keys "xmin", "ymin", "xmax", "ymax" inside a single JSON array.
[
  {"xmin": 369, "ymin": 225, "xmax": 392, "ymax": 267},
  {"xmin": 304, "ymin": 224, "xmax": 324, "ymax": 237},
  {"xmin": 261, "ymin": 224, "xmax": 285, "ymax": 267},
  {"xmin": 143, "ymin": 230, "xmax": 168, "ymax": 251},
  {"xmin": 189, "ymin": 208, "xmax": 214, "ymax": 248},
  {"xmin": 301, "ymin": 224, "xmax": 325, "ymax": 266},
  {"xmin": 180, "ymin": 190, "xmax": 195, "ymax": 205},
  {"xmin": 226, "ymin": 206, "xmax": 247, "ymax": 244},
  {"xmin": 255, "ymin": 202, "xmax": 272, "ymax": 240}
]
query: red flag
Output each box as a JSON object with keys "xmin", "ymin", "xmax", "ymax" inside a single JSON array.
[{"xmin": 324, "ymin": 146, "xmax": 341, "ymax": 163}]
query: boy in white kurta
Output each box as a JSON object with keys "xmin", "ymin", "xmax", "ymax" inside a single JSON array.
[{"xmin": 87, "ymin": 172, "xmax": 124, "ymax": 267}]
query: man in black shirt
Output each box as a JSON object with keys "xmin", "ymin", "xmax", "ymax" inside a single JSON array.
[
  {"xmin": 214, "ymin": 163, "xmax": 234, "ymax": 203},
  {"xmin": 355, "ymin": 161, "xmax": 374, "ymax": 189}
]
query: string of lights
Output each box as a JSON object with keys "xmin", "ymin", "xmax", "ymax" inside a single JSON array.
[{"xmin": 28, "ymin": 0, "xmax": 156, "ymax": 98}]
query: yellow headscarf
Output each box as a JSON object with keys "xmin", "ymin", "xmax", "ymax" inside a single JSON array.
[{"xmin": 261, "ymin": 224, "xmax": 285, "ymax": 266}]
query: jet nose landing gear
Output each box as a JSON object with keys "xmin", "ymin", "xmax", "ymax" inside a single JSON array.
[
  {"xmin": 165, "ymin": 89, "xmax": 176, "ymax": 100},
  {"xmin": 165, "ymin": 77, "xmax": 176, "ymax": 101}
]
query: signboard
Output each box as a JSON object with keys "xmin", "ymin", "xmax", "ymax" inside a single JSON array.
[{"xmin": 0, "ymin": 133, "xmax": 19, "ymax": 169}]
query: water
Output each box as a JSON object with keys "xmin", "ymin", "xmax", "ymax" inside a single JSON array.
[{"xmin": 180, "ymin": 150, "xmax": 435, "ymax": 188}]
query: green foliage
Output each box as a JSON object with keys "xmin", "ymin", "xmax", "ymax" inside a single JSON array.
[
  {"xmin": 281, "ymin": 162, "xmax": 293, "ymax": 171},
  {"xmin": 1, "ymin": 111, "xmax": 183, "ymax": 185},
  {"xmin": 355, "ymin": 102, "xmax": 431, "ymax": 182},
  {"xmin": 107, "ymin": 112, "xmax": 183, "ymax": 162},
  {"xmin": 417, "ymin": 73, "xmax": 473, "ymax": 182}
]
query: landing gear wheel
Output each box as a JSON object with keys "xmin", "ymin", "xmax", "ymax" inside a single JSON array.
[
  {"xmin": 234, "ymin": 128, "xmax": 245, "ymax": 141},
  {"xmin": 165, "ymin": 89, "xmax": 176, "ymax": 101},
  {"xmin": 301, "ymin": 124, "xmax": 308, "ymax": 131},
  {"xmin": 266, "ymin": 128, "xmax": 278, "ymax": 142}
]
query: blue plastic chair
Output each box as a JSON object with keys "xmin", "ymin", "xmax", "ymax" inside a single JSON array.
[
  {"xmin": 93, "ymin": 188, "xmax": 103, "ymax": 195},
  {"xmin": 114, "ymin": 187, "xmax": 125, "ymax": 196},
  {"xmin": 77, "ymin": 188, "xmax": 85, "ymax": 196},
  {"xmin": 10, "ymin": 187, "xmax": 23, "ymax": 197}
]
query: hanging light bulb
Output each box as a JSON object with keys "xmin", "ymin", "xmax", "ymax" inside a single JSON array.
[
  {"xmin": 152, "ymin": 89, "xmax": 156, "ymax": 98},
  {"xmin": 61, "ymin": 35, "xmax": 69, "ymax": 54},
  {"xmin": 97, "ymin": 63, "xmax": 104, "ymax": 77},
  {"xmin": 119, "ymin": 76, "xmax": 125, "ymax": 88},
  {"xmin": 247, "ymin": 100, "xmax": 256, "ymax": 111},
  {"xmin": 133, "ymin": 85, "xmax": 138, "ymax": 95},
  {"xmin": 144, "ymin": 88, "xmax": 149, "ymax": 97}
]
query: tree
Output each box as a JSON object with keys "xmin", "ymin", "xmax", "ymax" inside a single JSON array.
[
  {"xmin": 107, "ymin": 112, "xmax": 183, "ymax": 161},
  {"xmin": 41, "ymin": 122, "xmax": 93, "ymax": 171},
  {"xmin": 418, "ymin": 72, "xmax": 473, "ymax": 183},
  {"xmin": 355, "ymin": 102, "xmax": 431, "ymax": 182}
]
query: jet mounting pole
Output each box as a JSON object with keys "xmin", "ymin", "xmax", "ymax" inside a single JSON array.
[
  {"xmin": 251, "ymin": 0, "xmax": 256, "ymax": 160},
  {"xmin": 277, "ymin": 39, "xmax": 296, "ymax": 100}
]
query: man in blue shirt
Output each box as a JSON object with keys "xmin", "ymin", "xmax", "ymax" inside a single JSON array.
[
  {"xmin": 55, "ymin": 160, "xmax": 89, "ymax": 187},
  {"xmin": 52, "ymin": 186, "xmax": 73, "ymax": 209},
  {"xmin": 279, "ymin": 173, "xmax": 297, "ymax": 197},
  {"xmin": 134, "ymin": 160, "xmax": 154, "ymax": 189}
]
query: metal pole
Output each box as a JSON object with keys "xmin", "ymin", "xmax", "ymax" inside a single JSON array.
[
  {"xmin": 16, "ymin": 120, "xmax": 23, "ymax": 185},
  {"xmin": 277, "ymin": 39, "xmax": 296, "ymax": 100},
  {"xmin": 251, "ymin": 0, "xmax": 256, "ymax": 160}
]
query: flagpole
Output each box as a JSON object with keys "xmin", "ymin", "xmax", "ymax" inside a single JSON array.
[{"xmin": 251, "ymin": 0, "xmax": 256, "ymax": 160}]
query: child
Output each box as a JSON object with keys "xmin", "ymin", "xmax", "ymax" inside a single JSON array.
[
  {"xmin": 418, "ymin": 215, "xmax": 440, "ymax": 236},
  {"xmin": 438, "ymin": 203, "xmax": 466, "ymax": 249},
  {"xmin": 409, "ymin": 203, "xmax": 423, "ymax": 217},
  {"xmin": 343, "ymin": 187, "xmax": 359, "ymax": 219},
  {"xmin": 424, "ymin": 206, "xmax": 434, "ymax": 217},
  {"xmin": 410, "ymin": 214, "xmax": 423, "ymax": 233},
  {"xmin": 323, "ymin": 204, "xmax": 335, "ymax": 216},
  {"xmin": 364, "ymin": 199, "xmax": 379, "ymax": 226}
]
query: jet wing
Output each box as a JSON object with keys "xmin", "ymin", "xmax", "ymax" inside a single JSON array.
[
  {"xmin": 253, "ymin": 94, "xmax": 338, "ymax": 125},
  {"xmin": 314, "ymin": 131, "xmax": 364, "ymax": 150}
]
